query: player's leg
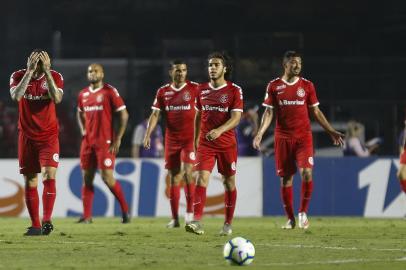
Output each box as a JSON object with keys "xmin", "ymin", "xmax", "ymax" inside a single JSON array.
[
  {"xmin": 296, "ymin": 135, "xmax": 314, "ymax": 229},
  {"xmin": 100, "ymin": 169, "xmax": 130, "ymax": 223},
  {"xmin": 167, "ymin": 168, "xmax": 182, "ymax": 228},
  {"xmin": 397, "ymin": 150, "xmax": 406, "ymax": 194},
  {"xmin": 180, "ymin": 148, "xmax": 196, "ymax": 224},
  {"xmin": 79, "ymin": 168, "xmax": 96, "ymax": 223},
  {"xmin": 40, "ymin": 166, "xmax": 58, "ymax": 235},
  {"xmin": 275, "ymin": 137, "xmax": 296, "ymax": 229},
  {"xmin": 23, "ymin": 173, "xmax": 42, "ymax": 236}
]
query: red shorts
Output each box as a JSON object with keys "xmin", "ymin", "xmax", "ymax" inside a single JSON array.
[
  {"xmin": 274, "ymin": 135, "xmax": 314, "ymax": 177},
  {"xmin": 80, "ymin": 139, "xmax": 115, "ymax": 170},
  {"xmin": 400, "ymin": 148, "xmax": 406, "ymax": 164},
  {"xmin": 194, "ymin": 145, "xmax": 237, "ymax": 176},
  {"xmin": 165, "ymin": 144, "xmax": 195, "ymax": 170},
  {"xmin": 18, "ymin": 132, "xmax": 59, "ymax": 174}
]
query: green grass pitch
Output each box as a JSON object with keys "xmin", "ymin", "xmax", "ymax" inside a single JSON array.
[{"xmin": 0, "ymin": 217, "xmax": 405, "ymax": 269}]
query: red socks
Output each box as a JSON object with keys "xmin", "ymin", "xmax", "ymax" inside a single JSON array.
[
  {"xmin": 225, "ymin": 188, "xmax": 237, "ymax": 224},
  {"xmin": 82, "ymin": 185, "xmax": 94, "ymax": 219},
  {"xmin": 184, "ymin": 182, "xmax": 195, "ymax": 213},
  {"xmin": 25, "ymin": 186, "xmax": 41, "ymax": 228},
  {"xmin": 42, "ymin": 179, "xmax": 56, "ymax": 222},
  {"xmin": 109, "ymin": 181, "xmax": 129, "ymax": 213},
  {"xmin": 281, "ymin": 186, "xmax": 294, "ymax": 221},
  {"xmin": 400, "ymin": 179, "xmax": 406, "ymax": 193},
  {"xmin": 193, "ymin": 185, "xmax": 207, "ymax": 221},
  {"xmin": 299, "ymin": 181, "xmax": 313, "ymax": 213},
  {"xmin": 170, "ymin": 185, "xmax": 180, "ymax": 219}
]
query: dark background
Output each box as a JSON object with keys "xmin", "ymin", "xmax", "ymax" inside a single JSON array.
[{"xmin": 1, "ymin": 0, "xmax": 405, "ymax": 157}]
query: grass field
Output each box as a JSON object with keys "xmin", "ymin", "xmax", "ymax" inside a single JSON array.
[{"xmin": 0, "ymin": 217, "xmax": 405, "ymax": 270}]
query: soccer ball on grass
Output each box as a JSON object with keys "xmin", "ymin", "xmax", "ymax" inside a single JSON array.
[{"xmin": 223, "ymin": 237, "xmax": 255, "ymax": 266}]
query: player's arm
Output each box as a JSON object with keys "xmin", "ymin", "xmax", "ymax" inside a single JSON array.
[
  {"xmin": 253, "ymin": 107, "xmax": 273, "ymax": 150},
  {"xmin": 310, "ymin": 105, "xmax": 344, "ymax": 147},
  {"xmin": 76, "ymin": 110, "xmax": 86, "ymax": 136},
  {"xmin": 194, "ymin": 110, "xmax": 201, "ymax": 152},
  {"xmin": 110, "ymin": 108, "xmax": 129, "ymax": 155},
  {"xmin": 10, "ymin": 52, "xmax": 40, "ymax": 101},
  {"xmin": 40, "ymin": 52, "xmax": 63, "ymax": 104},
  {"xmin": 206, "ymin": 111, "xmax": 242, "ymax": 141},
  {"xmin": 143, "ymin": 109, "xmax": 160, "ymax": 149}
]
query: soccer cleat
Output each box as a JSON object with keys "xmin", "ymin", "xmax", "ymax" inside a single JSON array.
[
  {"xmin": 185, "ymin": 221, "xmax": 204, "ymax": 235},
  {"xmin": 77, "ymin": 217, "xmax": 93, "ymax": 224},
  {"xmin": 219, "ymin": 223, "xmax": 232, "ymax": 236},
  {"xmin": 184, "ymin": 212, "xmax": 194, "ymax": 225},
  {"xmin": 23, "ymin": 227, "xmax": 42, "ymax": 236},
  {"xmin": 122, "ymin": 212, "xmax": 131, "ymax": 224},
  {"xmin": 41, "ymin": 222, "xmax": 54, "ymax": 235},
  {"xmin": 166, "ymin": 219, "xmax": 180, "ymax": 228},
  {"xmin": 281, "ymin": 219, "xmax": 296, "ymax": 229},
  {"xmin": 298, "ymin": 212, "xmax": 310, "ymax": 229}
]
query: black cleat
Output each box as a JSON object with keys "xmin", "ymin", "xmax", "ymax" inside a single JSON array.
[
  {"xmin": 122, "ymin": 212, "xmax": 131, "ymax": 224},
  {"xmin": 77, "ymin": 217, "xmax": 93, "ymax": 224},
  {"xmin": 41, "ymin": 222, "xmax": 54, "ymax": 235},
  {"xmin": 24, "ymin": 227, "xmax": 42, "ymax": 236}
]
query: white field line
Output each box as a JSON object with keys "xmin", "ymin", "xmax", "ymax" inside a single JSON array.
[
  {"xmin": 257, "ymin": 243, "xmax": 406, "ymax": 252},
  {"xmin": 0, "ymin": 239, "xmax": 99, "ymax": 245},
  {"xmin": 258, "ymin": 257, "xmax": 406, "ymax": 266}
]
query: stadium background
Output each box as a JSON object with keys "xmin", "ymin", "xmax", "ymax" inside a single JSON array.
[{"xmin": 0, "ymin": 0, "xmax": 405, "ymax": 218}]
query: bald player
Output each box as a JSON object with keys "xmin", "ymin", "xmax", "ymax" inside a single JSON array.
[{"xmin": 76, "ymin": 63, "xmax": 130, "ymax": 224}]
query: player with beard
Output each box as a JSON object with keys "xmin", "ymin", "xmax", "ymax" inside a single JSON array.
[
  {"xmin": 76, "ymin": 63, "xmax": 130, "ymax": 224},
  {"xmin": 185, "ymin": 52, "xmax": 243, "ymax": 236},
  {"xmin": 253, "ymin": 51, "xmax": 344, "ymax": 229},
  {"xmin": 10, "ymin": 49, "xmax": 64, "ymax": 236}
]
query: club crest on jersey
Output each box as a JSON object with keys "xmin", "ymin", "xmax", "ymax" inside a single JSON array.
[
  {"xmin": 219, "ymin": 94, "xmax": 228, "ymax": 104},
  {"xmin": 41, "ymin": 81, "xmax": 49, "ymax": 90},
  {"xmin": 183, "ymin": 91, "xmax": 191, "ymax": 101},
  {"xmin": 104, "ymin": 158, "xmax": 112, "ymax": 167},
  {"xmin": 53, "ymin": 153, "xmax": 59, "ymax": 162},
  {"xmin": 297, "ymin": 88, "xmax": 305, "ymax": 97},
  {"xmin": 189, "ymin": 152, "xmax": 196, "ymax": 161},
  {"xmin": 96, "ymin": 94, "xmax": 104, "ymax": 103},
  {"xmin": 231, "ymin": 161, "xmax": 236, "ymax": 171}
]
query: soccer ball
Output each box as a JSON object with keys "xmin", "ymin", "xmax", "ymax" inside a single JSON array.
[{"xmin": 223, "ymin": 237, "xmax": 255, "ymax": 266}]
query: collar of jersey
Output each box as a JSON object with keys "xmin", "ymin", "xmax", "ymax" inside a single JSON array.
[
  {"xmin": 170, "ymin": 83, "xmax": 187, "ymax": 91},
  {"xmin": 89, "ymin": 85, "xmax": 103, "ymax": 93},
  {"xmin": 208, "ymin": 82, "xmax": 227, "ymax": 90},
  {"xmin": 281, "ymin": 77, "xmax": 300, "ymax": 86}
]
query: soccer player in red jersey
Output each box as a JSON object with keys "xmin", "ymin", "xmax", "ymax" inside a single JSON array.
[
  {"xmin": 10, "ymin": 49, "xmax": 64, "ymax": 236},
  {"xmin": 76, "ymin": 64, "xmax": 130, "ymax": 224},
  {"xmin": 397, "ymin": 118, "xmax": 406, "ymax": 195},
  {"xmin": 253, "ymin": 51, "xmax": 344, "ymax": 229},
  {"xmin": 185, "ymin": 52, "xmax": 243, "ymax": 236},
  {"xmin": 143, "ymin": 60, "xmax": 198, "ymax": 228}
]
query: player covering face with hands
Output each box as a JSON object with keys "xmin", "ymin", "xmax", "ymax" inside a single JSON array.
[
  {"xmin": 10, "ymin": 49, "xmax": 64, "ymax": 236},
  {"xmin": 253, "ymin": 51, "xmax": 344, "ymax": 230}
]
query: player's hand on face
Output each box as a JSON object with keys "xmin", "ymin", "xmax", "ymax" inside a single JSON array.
[
  {"xmin": 27, "ymin": 52, "xmax": 40, "ymax": 72},
  {"xmin": 109, "ymin": 139, "xmax": 121, "ymax": 155},
  {"xmin": 143, "ymin": 136, "xmax": 151, "ymax": 149},
  {"xmin": 206, "ymin": 129, "xmax": 221, "ymax": 141},
  {"xmin": 39, "ymin": 52, "xmax": 51, "ymax": 71},
  {"xmin": 330, "ymin": 130, "xmax": 345, "ymax": 147},
  {"xmin": 252, "ymin": 134, "xmax": 262, "ymax": 150}
]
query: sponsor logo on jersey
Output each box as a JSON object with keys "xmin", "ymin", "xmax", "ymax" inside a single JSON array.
[
  {"xmin": 41, "ymin": 81, "xmax": 49, "ymax": 90},
  {"xmin": 202, "ymin": 105, "xmax": 229, "ymax": 112},
  {"xmin": 83, "ymin": 92, "xmax": 90, "ymax": 97},
  {"xmin": 297, "ymin": 88, "xmax": 305, "ymax": 97},
  {"xmin": 23, "ymin": 94, "xmax": 50, "ymax": 100},
  {"xmin": 84, "ymin": 105, "xmax": 104, "ymax": 112},
  {"xmin": 276, "ymin": 84, "xmax": 286, "ymax": 90},
  {"xmin": 219, "ymin": 94, "xmax": 228, "ymax": 103},
  {"xmin": 164, "ymin": 91, "xmax": 174, "ymax": 96},
  {"xmin": 96, "ymin": 94, "xmax": 104, "ymax": 103},
  {"xmin": 183, "ymin": 91, "xmax": 191, "ymax": 101},
  {"xmin": 201, "ymin": 90, "xmax": 210, "ymax": 95},
  {"xmin": 165, "ymin": 104, "xmax": 191, "ymax": 111},
  {"xmin": 278, "ymin": 99, "xmax": 305, "ymax": 106}
]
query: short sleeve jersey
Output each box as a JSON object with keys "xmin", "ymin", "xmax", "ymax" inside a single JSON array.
[
  {"xmin": 262, "ymin": 77, "xmax": 319, "ymax": 139},
  {"xmin": 196, "ymin": 81, "xmax": 243, "ymax": 149},
  {"xmin": 77, "ymin": 83, "xmax": 126, "ymax": 146},
  {"xmin": 151, "ymin": 81, "xmax": 198, "ymax": 143},
  {"xmin": 9, "ymin": 69, "xmax": 64, "ymax": 141}
]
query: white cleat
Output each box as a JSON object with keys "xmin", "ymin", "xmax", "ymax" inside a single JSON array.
[
  {"xmin": 281, "ymin": 219, "xmax": 296, "ymax": 229},
  {"xmin": 219, "ymin": 223, "xmax": 232, "ymax": 236},
  {"xmin": 166, "ymin": 219, "xmax": 180, "ymax": 228},
  {"xmin": 298, "ymin": 212, "xmax": 309, "ymax": 229},
  {"xmin": 184, "ymin": 212, "xmax": 194, "ymax": 225}
]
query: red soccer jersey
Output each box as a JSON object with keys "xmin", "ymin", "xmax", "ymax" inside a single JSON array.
[
  {"xmin": 9, "ymin": 69, "xmax": 64, "ymax": 141},
  {"xmin": 262, "ymin": 77, "xmax": 319, "ymax": 139},
  {"xmin": 196, "ymin": 81, "xmax": 243, "ymax": 149},
  {"xmin": 151, "ymin": 81, "xmax": 198, "ymax": 144},
  {"xmin": 77, "ymin": 83, "xmax": 126, "ymax": 146}
]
